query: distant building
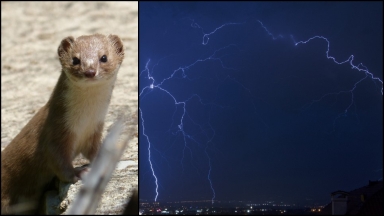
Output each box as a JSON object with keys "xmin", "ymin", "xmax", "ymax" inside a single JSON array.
[{"xmin": 322, "ymin": 180, "xmax": 383, "ymax": 215}]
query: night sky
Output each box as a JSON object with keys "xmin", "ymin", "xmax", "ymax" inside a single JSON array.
[{"xmin": 139, "ymin": 2, "xmax": 382, "ymax": 206}]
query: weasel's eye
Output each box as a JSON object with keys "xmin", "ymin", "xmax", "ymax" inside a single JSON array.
[
  {"xmin": 100, "ymin": 55, "xmax": 107, "ymax": 63},
  {"xmin": 72, "ymin": 57, "xmax": 80, "ymax": 65}
]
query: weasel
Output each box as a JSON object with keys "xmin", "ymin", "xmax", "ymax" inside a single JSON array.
[{"xmin": 1, "ymin": 34, "xmax": 124, "ymax": 214}]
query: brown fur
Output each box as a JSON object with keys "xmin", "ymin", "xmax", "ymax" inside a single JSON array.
[{"xmin": 1, "ymin": 34, "xmax": 124, "ymax": 214}]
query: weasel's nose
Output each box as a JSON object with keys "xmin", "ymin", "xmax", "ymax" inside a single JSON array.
[{"xmin": 84, "ymin": 70, "xmax": 96, "ymax": 78}]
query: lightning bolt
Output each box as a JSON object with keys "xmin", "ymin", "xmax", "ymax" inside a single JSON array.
[{"xmin": 140, "ymin": 18, "xmax": 382, "ymax": 203}]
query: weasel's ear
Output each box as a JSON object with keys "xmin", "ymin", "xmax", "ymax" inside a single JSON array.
[
  {"xmin": 108, "ymin": 34, "xmax": 124, "ymax": 57},
  {"xmin": 58, "ymin": 36, "xmax": 75, "ymax": 57}
]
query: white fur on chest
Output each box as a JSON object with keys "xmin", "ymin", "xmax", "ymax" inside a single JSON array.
[{"xmin": 64, "ymin": 80, "xmax": 114, "ymax": 153}]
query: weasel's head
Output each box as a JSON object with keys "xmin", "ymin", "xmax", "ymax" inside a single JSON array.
[{"xmin": 58, "ymin": 34, "xmax": 124, "ymax": 85}]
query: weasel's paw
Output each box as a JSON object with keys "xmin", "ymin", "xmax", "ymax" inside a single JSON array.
[{"xmin": 74, "ymin": 164, "xmax": 90, "ymax": 180}]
